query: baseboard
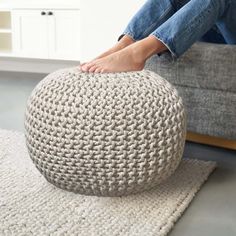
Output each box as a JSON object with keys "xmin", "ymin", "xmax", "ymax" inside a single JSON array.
[
  {"xmin": 0, "ymin": 57, "xmax": 80, "ymax": 74},
  {"xmin": 186, "ymin": 131, "xmax": 236, "ymax": 150}
]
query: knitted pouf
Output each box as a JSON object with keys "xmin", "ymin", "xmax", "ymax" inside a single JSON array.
[{"xmin": 24, "ymin": 67, "xmax": 187, "ymax": 197}]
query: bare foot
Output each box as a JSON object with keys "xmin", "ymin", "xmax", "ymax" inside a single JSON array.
[
  {"xmin": 94, "ymin": 35, "xmax": 135, "ymax": 60},
  {"xmin": 80, "ymin": 46, "xmax": 144, "ymax": 73},
  {"xmin": 80, "ymin": 35, "xmax": 167, "ymax": 73},
  {"xmin": 79, "ymin": 35, "xmax": 135, "ymax": 68}
]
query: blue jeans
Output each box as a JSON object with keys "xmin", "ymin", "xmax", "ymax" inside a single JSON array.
[{"xmin": 118, "ymin": 0, "xmax": 236, "ymax": 58}]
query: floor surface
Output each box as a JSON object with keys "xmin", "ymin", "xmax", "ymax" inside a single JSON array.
[{"xmin": 1, "ymin": 71, "xmax": 236, "ymax": 236}]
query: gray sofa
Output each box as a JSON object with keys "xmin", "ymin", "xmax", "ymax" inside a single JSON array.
[{"xmin": 144, "ymin": 42, "xmax": 236, "ymax": 141}]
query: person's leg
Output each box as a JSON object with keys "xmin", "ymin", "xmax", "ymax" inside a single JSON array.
[
  {"xmin": 199, "ymin": 25, "xmax": 227, "ymax": 44},
  {"xmin": 216, "ymin": 0, "xmax": 236, "ymax": 44},
  {"xmin": 81, "ymin": 0, "xmax": 230, "ymax": 73},
  {"xmin": 80, "ymin": 35, "xmax": 135, "ymax": 68},
  {"xmin": 80, "ymin": 0, "xmax": 177, "ymax": 70},
  {"xmin": 149, "ymin": 0, "xmax": 230, "ymax": 58},
  {"xmin": 117, "ymin": 0, "xmax": 177, "ymax": 42},
  {"xmin": 81, "ymin": 35, "xmax": 167, "ymax": 73}
]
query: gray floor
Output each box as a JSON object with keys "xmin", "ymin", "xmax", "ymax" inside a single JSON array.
[{"xmin": 1, "ymin": 71, "xmax": 236, "ymax": 236}]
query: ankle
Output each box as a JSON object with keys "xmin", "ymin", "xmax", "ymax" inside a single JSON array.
[
  {"xmin": 118, "ymin": 35, "xmax": 135, "ymax": 48},
  {"xmin": 128, "ymin": 43, "xmax": 148, "ymax": 66},
  {"xmin": 126, "ymin": 36, "xmax": 167, "ymax": 66},
  {"xmin": 136, "ymin": 36, "xmax": 167, "ymax": 60}
]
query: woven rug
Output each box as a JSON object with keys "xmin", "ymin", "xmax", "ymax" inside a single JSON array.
[{"xmin": 0, "ymin": 129, "xmax": 216, "ymax": 236}]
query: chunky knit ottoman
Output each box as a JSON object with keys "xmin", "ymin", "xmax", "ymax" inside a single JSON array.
[{"xmin": 24, "ymin": 68, "xmax": 187, "ymax": 197}]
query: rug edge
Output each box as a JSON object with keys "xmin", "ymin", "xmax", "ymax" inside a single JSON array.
[{"xmin": 159, "ymin": 162, "xmax": 216, "ymax": 236}]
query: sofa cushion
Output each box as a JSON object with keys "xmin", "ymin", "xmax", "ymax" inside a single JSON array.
[
  {"xmin": 145, "ymin": 42, "xmax": 236, "ymax": 93},
  {"xmin": 174, "ymin": 85, "xmax": 236, "ymax": 140}
]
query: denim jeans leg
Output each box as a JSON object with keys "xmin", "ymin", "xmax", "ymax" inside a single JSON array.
[
  {"xmin": 216, "ymin": 0, "xmax": 236, "ymax": 44},
  {"xmin": 150, "ymin": 0, "xmax": 229, "ymax": 58},
  {"xmin": 118, "ymin": 0, "xmax": 176, "ymax": 42}
]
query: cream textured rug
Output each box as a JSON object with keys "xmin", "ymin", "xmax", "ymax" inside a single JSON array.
[{"xmin": 0, "ymin": 129, "xmax": 216, "ymax": 236}]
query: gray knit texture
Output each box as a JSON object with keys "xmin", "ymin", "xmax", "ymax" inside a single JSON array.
[
  {"xmin": 145, "ymin": 42, "xmax": 236, "ymax": 140},
  {"xmin": 24, "ymin": 68, "xmax": 187, "ymax": 197}
]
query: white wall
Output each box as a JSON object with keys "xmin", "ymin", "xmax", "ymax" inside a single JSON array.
[{"xmin": 80, "ymin": 0, "xmax": 145, "ymax": 62}]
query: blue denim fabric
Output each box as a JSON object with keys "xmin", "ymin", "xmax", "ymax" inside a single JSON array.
[{"xmin": 118, "ymin": 0, "xmax": 236, "ymax": 58}]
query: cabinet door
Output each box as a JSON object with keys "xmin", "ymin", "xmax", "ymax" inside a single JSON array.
[
  {"xmin": 48, "ymin": 10, "xmax": 80, "ymax": 61},
  {"xmin": 12, "ymin": 10, "xmax": 49, "ymax": 59}
]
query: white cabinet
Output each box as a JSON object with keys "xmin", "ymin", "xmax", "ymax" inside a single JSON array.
[
  {"xmin": 48, "ymin": 10, "xmax": 80, "ymax": 60},
  {"xmin": 12, "ymin": 9, "xmax": 80, "ymax": 60},
  {"xmin": 12, "ymin": 10, "xmax": 48, "ymax": 58},
  {"xmin": 0, "ymin": 11, "xmax": 13, "ymax": 56}
]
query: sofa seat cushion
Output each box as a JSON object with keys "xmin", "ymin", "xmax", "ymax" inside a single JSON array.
[{"xmin": 145, "ymin": 42, "xmax": 236, "ymax": 93}]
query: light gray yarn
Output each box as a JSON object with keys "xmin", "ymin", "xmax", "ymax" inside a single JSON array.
[
  {"xmin": 24, "ymin": 68, "xmax": 187, "ymax": 197},
  {"xmin": 0, "ymin": 129, "xmax": 216, "ymax": 236}
]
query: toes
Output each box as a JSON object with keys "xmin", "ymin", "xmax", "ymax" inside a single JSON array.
[
  {"xmin": 78, "ymin": 62, "xmax": 87, "ymax": 71},
  {"xmin": 80, "ymin": 62, "xmax": 86, "ymax": 67},
  {"xmin": 100, "ymin": 68, "xmax": 108, "ymax": 73},
  {"xmin": 79, "ymin": 62, "xmax": 86, "ymax": 68},
  {"xmin": 94, "ymin": 67, "xmax": 102, "ymax": 73},
  {"xmin": 88, "ymin": 65, "xmax": 98, "ymax": 73},
  {"xmin": 81, "ymin": 62, "xmax": 94, "ymax": 72}
]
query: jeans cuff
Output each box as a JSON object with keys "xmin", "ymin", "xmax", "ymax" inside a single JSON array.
[
  {"xmin": 150, "ymin": 33, "xmax": 178, "ymax": 60},
  {"xmin": 117, "ymin": 32, "xmax": 137, "ymax": 42}
]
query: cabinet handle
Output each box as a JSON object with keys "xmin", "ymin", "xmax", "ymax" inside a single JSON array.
[
  {"xmin": 48, "ymin": 11, "xmax": 53, "ymax": 16},
  {"xmin": 41, "ymin": 11, "xmax": 46, "ymax": 15}
]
